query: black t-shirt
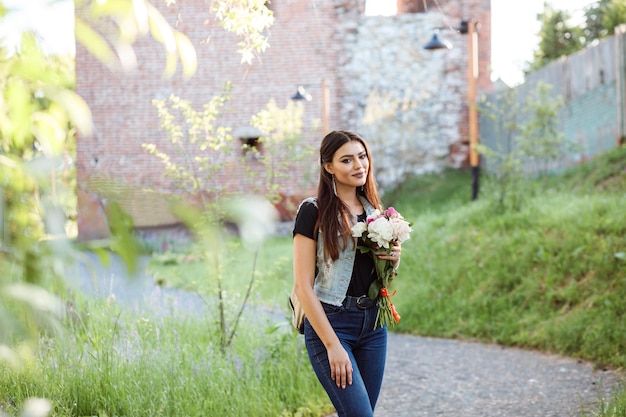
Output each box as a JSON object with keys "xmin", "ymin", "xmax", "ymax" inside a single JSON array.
[{"xmin": 293, "ymin": 201, "xmax": 376, "ymax": 297}]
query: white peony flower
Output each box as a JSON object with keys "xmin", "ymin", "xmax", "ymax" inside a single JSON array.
[
  {"xmin": 367, "ymin": 217, "xmax": 394, "ymax": 248},
  {"xmin": 351, "ymin": 222, "xmax": 368, "ymax": 238},
  {"xmin": 391, "ymin": 218, "xmax": 413, "ymax": 243}
]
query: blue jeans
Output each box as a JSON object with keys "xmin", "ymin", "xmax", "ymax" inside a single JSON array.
[{"xmin": 304, "ymin": 301, "xmax": 387, "ymax": 417}]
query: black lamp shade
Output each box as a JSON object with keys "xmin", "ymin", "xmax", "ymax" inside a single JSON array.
[
  {"xmin": 291, "ymin": 86, "xmax": 312, "ymax": 101},
  {"xmin": 423, "ymin": 33, "xmax": 452, "ymax": 50}
]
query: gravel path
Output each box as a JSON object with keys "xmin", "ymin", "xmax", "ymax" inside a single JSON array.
[
  {"xmin": 68, "ymin": 253, "xmax": 624, "ymax": 417},
  {"xmin": 372, "ymin": 334, "xmax": 622, "ymax": 417}
]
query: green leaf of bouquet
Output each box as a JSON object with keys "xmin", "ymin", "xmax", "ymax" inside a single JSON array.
[
  {"xmin": 368, "ymin": 280, "xmax": 381, "ymax": 300},
  {"xmin": 357, "ymin": 245, "xmax": 371, "ymax": 254}
]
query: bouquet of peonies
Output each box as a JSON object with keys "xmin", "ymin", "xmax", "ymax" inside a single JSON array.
[{"xmin": 351, "ymin": 207, "xmax": 412, "ymax": 329}]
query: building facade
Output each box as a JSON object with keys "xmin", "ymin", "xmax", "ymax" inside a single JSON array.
[{"xmin": 75, "ymin": 0, "xmax": 491, "ymax": 240}]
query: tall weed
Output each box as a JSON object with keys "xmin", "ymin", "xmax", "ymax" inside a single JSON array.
[{"xmin": 0, "ymin": 295, "xmax": 328, "ymax": 417}]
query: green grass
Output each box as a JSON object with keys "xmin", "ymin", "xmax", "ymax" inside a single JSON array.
[
  {"xmin": 0, "ymin": 294, "xmax": 330, "ymax": 417},
  {"xmin": 394, "ymin": 193, "xmax": 624, "ymax": 353},
  {"xmin": 146, "ymin": 147, "xmax": 626, "ymax": 415},
  {"xmin": 387, "ymin": 147, "xmax": 626, "ymax": 416},
  {"xmin": 1, "ymin": 234, "xmax": 326, "ymax": 416},
  {"xmin": 147, "ymin": 236, "xmax": 294, "ymax": 305},
  {"xmin": 1, "ymin": 147, "xmax": 625, "ymax": 416}
]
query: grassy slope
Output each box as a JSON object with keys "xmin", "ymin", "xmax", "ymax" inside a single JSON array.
[
  {"xmin": 138, "ymin": 148, "xmax": 625, "ymax": 416},
  {"xmin": 385, "ymin": 147, "xmax": 626, "ymax": 369},
  {"xmin": 150, "ymin": 147, "xmax": 625, "ymax": 368}
]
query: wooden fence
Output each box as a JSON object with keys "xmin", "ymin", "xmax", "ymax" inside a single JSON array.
[{"xmin": 479, "ymin": 24, "xmax": 626, "ymax": 174}]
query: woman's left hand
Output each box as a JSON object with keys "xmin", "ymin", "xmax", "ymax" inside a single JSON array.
[{"xmin": 378, "ymin": 242, "xmax": 401, "ymax": 268}]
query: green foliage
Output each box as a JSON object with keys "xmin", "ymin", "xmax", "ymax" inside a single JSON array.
[
  {"xmin": 517, "ymin": 82, "xmax": 569, "ymax": 174},
  {"xmin": 386, "ymin": 147, "xmax": 626, "ymax": 372},
  {"xmin": 584, "ymin": 0, "xmax": 614, "ymax": 41},
  {"xmin": 0, "ymin": 0, "xmax": 208, "ymax": 355},
  {"xmin": 148, "ymin": 236, "xmax": 293, "ymax": 303},
  {"xmin": 0, "ymin": 0, "xmax": 282, "ymax": 415},
  {"xmin": 74, "ymin": 0, "xmax": 198, "ymax": 76},
  {"xmin": 211, "ymin": 0, "xmax": 274, "ymax": 64},
  {"xmin": 1, "ymin": 0, "xmax": 277, "ymax": 383},
  {"xmin": 0, "ymin": 32, "xmax": 143, "ymax": 356},
  {"xmin": 592, "ymin": 386, "xmax": 626, "ymax": 417},
  {"xmin": 0, "ymin": 34, "xmax": 84, "ymax": 223},
  {"xmin": 74, "ymin": 0, "xmax": 272, "ymax": 72},
  {"xmin": 550, "ymin": 146, "xmax": 626, "ymax": 193},
  {"xmin": 2, "ymin": 148, "xmax": 625, "ymax": 416},
  {"xmin": 531, "ymin": 4, "xmax": 584, "ymax": 71},
  {"xmin": 146, "ymin": 90, "xmax": 310, "ymax": 352},
  {"xmin": 143, "ymin": 85, "xmax": 316, "ymax": 352},
  {"xmin": 391, "ymin": 169, "xmax": 626, "ymax": 417},
  {"xmin": 531, "ymin": 0, "xmax": 626, "ymax": 71},
  {"xmin": 249, "ymin": 99, "xmax": 317, "ymax": 203},
  {"xmin": 0, "ymin": 34, "xmax": 86, "ymax": 351},
  {"xmin": 602, "ymin": 0, "xmax": 626, "ymax": 34},
  {"xmin": 146, "ymin": 90, "xmax": 315, "ymax": 207},
  {"xmin": 478, "ymin": 87, "xmax": 525, "ymax": 210},
  {"xmin": 584, "ymin": 0, "xmax": 626, "ymax": 42},
  {"xmin": 479, "ymin": 82, "xmax": 571, "ymax": 211},
  {"xmin": 0, "ymin": 295, "xmax": 329, "ymax": 417},
  {"xmin": 146, "ymin": 88, "xmax": 235, "ymax": 202},
  {"xmin": 384, "ymin": 168, "xmax": 472, "ymax": 209}
]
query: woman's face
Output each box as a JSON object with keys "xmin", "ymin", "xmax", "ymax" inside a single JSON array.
[{"xmin": 324, "ymin": 140, "xmax": 369, "ymax": 189}]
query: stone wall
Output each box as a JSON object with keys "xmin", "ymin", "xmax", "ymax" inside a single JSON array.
[
  {"xmin": 339, "ymin": 1, "xmax": 491, "ymax": 190},
  {"xmin": 342, "ymin": 13, "xmax": 467, "ymax": 190}
]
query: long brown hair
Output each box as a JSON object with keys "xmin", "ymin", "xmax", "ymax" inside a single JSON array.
[{"xmin": 316, "ymin": 131, "xmax": 382, "ymax": 261}]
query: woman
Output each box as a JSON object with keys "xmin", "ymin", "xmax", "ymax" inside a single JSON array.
[{"xmin": 293, "ymin": 130, "xmax": 401, "ymax": 417}]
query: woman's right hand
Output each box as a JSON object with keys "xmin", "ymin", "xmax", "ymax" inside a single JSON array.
[{"xmin": 327, "ymin": 343, "xmax": 353, "ymax": 389}]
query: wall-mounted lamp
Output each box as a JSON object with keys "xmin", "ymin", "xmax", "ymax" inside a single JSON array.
[
  {"xmin": 290, "ymin": 79, "xmax": 329, "ymax": 134},
  {"xmin": 423, "ymin": 31, "xmax": 452, "ymax": 50},
  {"xmin": 291, "ymin": 86, "xmax": 312, "ymax": 101},
  {"xmin": 424, "ymin": 19, "xmax": 480, "ymax": 201},
  {"xmin": 424, "ymin": 20, "xmax": 470, "ymax": 49}
]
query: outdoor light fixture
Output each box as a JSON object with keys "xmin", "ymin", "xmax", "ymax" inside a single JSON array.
[
  {"xmin": 291, "ymin": 85, "xmax": 312, "ymax": 101},
  {"xmin": 424, "ymin": 20, "xmax": 470, "ymax": 50},
  {"xmin": 290, "ymin": 80, "xmax": 329, "ymax": 134},
  {"xmin": 423, "ymin": 31, "xmax": 452, "ymax": 50},
  {"xmin": 424, "ymin": 19, "xmax": 480, "ymax": 201}
]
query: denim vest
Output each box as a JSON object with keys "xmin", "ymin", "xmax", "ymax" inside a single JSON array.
[{"xmin": 299, "ymin": 196, "xmax": 377, "ymax": 306}]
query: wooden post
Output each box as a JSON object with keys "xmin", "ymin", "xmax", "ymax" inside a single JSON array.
[
  {"xmin": 467, "ymin": 20, "xmax": 480, "ymax": 200},
  {"xmin": 321, "ymin": 79, "xmax": 329, "ymax": 135}
]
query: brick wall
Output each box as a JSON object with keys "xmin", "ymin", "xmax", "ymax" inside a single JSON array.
[
  {"xmin": 76, "ymin": 0, "xmax": 346, "ymax": 239},
  {"xmin": 76, "ymin": 0, "xmax": 491, "ymax": 239}
]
